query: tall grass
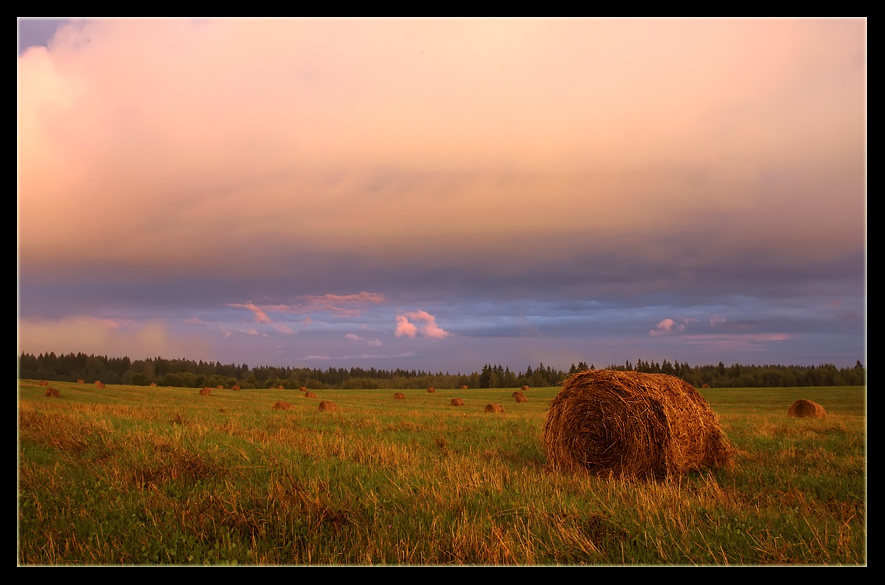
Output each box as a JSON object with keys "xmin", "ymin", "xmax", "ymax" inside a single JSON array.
[{"xmin": 17, "ymin": 380, "xmax": 865, "ymax": 565}]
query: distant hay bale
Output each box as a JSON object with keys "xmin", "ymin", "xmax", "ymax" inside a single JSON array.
[
  {"xmin": 484, "ymin": 404, "xmax": 504, "ymax": 413},
  {"xmin": 299, "ymin": 386, "xmax": 307, "ymax": 392},
  {"xmin": 318, "ymin": 400, "xmax": 337, "ymax": 412},
  {"xmin": 273, "ymin": 400, "xmax": 293, "ymax": 410},
  {"xmin": 427, "ymin": 387, "xmax": 436, "ymax": 393},
  {"xmin": 218, "ymin": 385, "xmax": 224, "ymax": 389},
  {"xmin": 278, "ymin": 385, "xmax": 284, "ymax": 390},
  {"xmin": 787, "ymin": 399, "xmax": 827, "ymax": 419},
  {"xmin": 39, "ymin": 380, "xmax": 48, "ymax": 386},
  {"xmin": 232, "ymin": 385, "xmax": 241, "ymax": 391},
  {"xmin": 304, "ymin": 391, "xmax": 316, "ymax": 398},
  {"xmin": 150, "ymin": 382, "xmax": 157, "ymax": 387},
  {"xmin": 77, "ymin": 379, "xmax": 85, "ymax": 384},
  {"xmin": 199, "ymin": 387, "xmax": 212, "ymax": 396},
  {"xmin": 44, "ymin": 387, "xmax": 60, "ymax": 397},
  {"xmin": 394, "ymin": 392, "xmax": 406, "ymax": 399},
  {"xmin": 95, "ymin": 381, "xmax": 105, "ymax": 389},
  {"xmin": 522, "ymin": 385, "xmax": 530, "ymax": 392},
  {"xmin": 702, "ymin": 383, "xmax": 711, "ymax": 388},
  {"xmin": 542, "ymin": 370, "xmax": 732, "ymax": 480},
  {"xmin": 451, "ymin": 398, "xmax": 464, "ymax": 406},
  {"xmin": 512, "ymin": 391, "xmax": 528, "ymax": 403}
]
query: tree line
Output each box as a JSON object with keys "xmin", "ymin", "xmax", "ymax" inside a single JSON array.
[{"xmin": 18, "ymin": 351, "xmax": 866, "ymax": 390}]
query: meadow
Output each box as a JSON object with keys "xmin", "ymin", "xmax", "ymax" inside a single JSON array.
[{"xmin": 17, "ymin": 379, "xmax": 866, "ymax": 566}]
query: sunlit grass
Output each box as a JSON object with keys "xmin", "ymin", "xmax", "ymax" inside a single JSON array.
[{"xmin": 18, "ymin": 379, "xmax": 866, "ymax": 565}]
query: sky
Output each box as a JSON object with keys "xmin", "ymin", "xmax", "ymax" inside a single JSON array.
[{"xmin": 17, "ymin": 17, "xmax": 866, "ymax": 374}]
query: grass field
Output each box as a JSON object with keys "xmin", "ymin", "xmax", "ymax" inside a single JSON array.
[{"xmin": 17, "ymin": 379, "xmax": 866, "ymax": 566}]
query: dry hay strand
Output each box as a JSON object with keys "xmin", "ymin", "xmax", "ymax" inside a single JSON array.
[
  {"xmin": 542, "ymin": 370, "xmax": 732, "ymax": 480},
  {"xmin": 394, "ymin": 392, "xmax": 406, "ymax": 399},
  {"xmin": 199, "ymin": 387, "xmax": 212, "ymax": 396},
  {"xmin": 273, "ymin": 400, "xmax": 293, "ymax": 410},
  {"xmin": 787, "ymin": 399, "xmax": 827, "ymax": 419},
  {"xmin": 318, "ymin": 400, "xmax": 337, "ymax": 412},
  {"xmin": 451, "ymin": 398, "xmax": 465, "ymax": 406},
  {"xmin": 427, "ymin": 387, "xmax": 436, "ymax": 393},
  {"xmin": 44, "ymin": 387, "xmax": 60, "ymax": 398},
  {"xmin": 485, "ymin": 404, "xmax": 504, "ymax": 413},
  {"xmin": 512, "ymin": 391, "xmax": 528, "ymax": 403},
  {"xmin": 304, "ymin": 391, "xmax": 317, "ymax": 398}
]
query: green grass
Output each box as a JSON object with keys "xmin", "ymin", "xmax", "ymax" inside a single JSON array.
[{"xmin": 17, "ymin": 380, "xmax": 866, "ymax": 565}]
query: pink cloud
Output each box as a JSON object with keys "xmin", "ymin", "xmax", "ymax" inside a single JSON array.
[
  {"xmin": 227, "ymin": 301, "xmax": 272, "ymax": 324},
  {"xmin": 650, "ymin": 318, "xmax": 685, "ymax": 336},
  {"xmin": 395, "ymin": 315, "xmax": 419, "ymax": 338},
  {"xmin": 395, "ymin": 310, "xmax": 450, "ymax": 339}
]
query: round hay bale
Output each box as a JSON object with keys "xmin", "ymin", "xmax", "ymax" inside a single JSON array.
[
  {"xmin": 44, "ymin": 387, "xmax": 60, "ymax": 398},
  {"xmin": 787, "ymin": 399, "xmax": 827, "ymax": 419},
  {"xmin": 95, "ymin": 381, "xmax": 105, "ymax": 388},
  {"xmin": 522, "ymin": 385, "xmax": 530, "ymax": 391},
  {"xmin": 318, "ymin": 400, "xmax": 337, "ymax": 412},
  {"xmin": 304, "ymin": 391, "xmax": 316, "ymax": 398},
  {"xmin": 394, "ymin": 392, "xmax": 406, "ymax": 399},
  {"xmin": 299, "ymin": 386, "xmax": 307, "ymax": 392},
  {"xmin": 199, "ymin": 387, "xmax": 212, "ymax": 396},
  {"xmin": 150, "ymin": 382, "xmax": 157, "ymax": 387},
  {"xmin": 218, "ymin": 385, "xmax": 224, "ymax": 390},
  {"xmin": 512, "ymin": 391, "xmax": 528, "ymax": 403},
  {"xmin": 273, "ymin": 400, "xmax": 293, "ymax": 410},
  {"xmin": 39, "ymin": 380, "xmax": 48, "ymax": 386},
  {"xmin": 484, "ymin": 404, "xmax": 504, "ymax": 413},
  {"xmin": 77, "ymin": 379, "xmax": 85, "ymax": 384},
  {"xmin": 702, "ymin": 383, "xmax": 711, "ymax": 389},
  {"xmin": 451, "ymin": 398, "xmax": 464, "ymax": 406},
  {"xmin": 542, "ymin": 370, "xmax": 732, "ymax": 480},
  {"xmin": 232, "ymin": 385, "xmax": 241, "ymax": 391},
  {"xmin": 461, "ymin": 385, "xmax": 469, "ymax": 389},
  {"xmin": 427, "ymin": 387, "xmax": 436, "ymax": 393}
]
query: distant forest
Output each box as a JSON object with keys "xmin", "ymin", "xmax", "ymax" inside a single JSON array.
[{"xmin": 18, "ymin": 351, "xmax": 866, "ymax": 390}]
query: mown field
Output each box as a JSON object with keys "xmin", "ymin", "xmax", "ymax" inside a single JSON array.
[{"xmin": 17, "ymin": 379, "xmax": 866, "ymax": 566}]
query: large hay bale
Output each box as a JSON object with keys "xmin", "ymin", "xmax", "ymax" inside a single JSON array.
[
  {"xmin": 787, "ymin": 399, "xmax": 827, "ymax": 419},
  {"xmin": 273, "ymin": 400, "xmax": 293, "ymax": 410},
  {"xmin": 542, "ymin": 370, "xmax": 731, "ymax": 480},
  {"xmin": 199, "ymin": 387, "xmax": 212, "ymax": 396},
  {"xmin": 512, "ymin": 391, "xmax": 528, "ymax": 403},
  {"xmin": 304, "ymin": 391, "xmax": 317, "ymax": 398},
  {"xmin": 451, "ymin": 398, "xmax": 464, "ymax": 406},
  {"xmin": 318, "ymin": 400, "xmax": 337, "ymax": 412},
  {"xmin": 484, "ymin": 404, "xmax": 504, "ymax": 413},
  {"xmin": 394, "ymin": 392, "xmax": 406, "ymax": 399},
  {"xmin": 44, "ymin": 387, "xmax": 60, "ymax": 398}
]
